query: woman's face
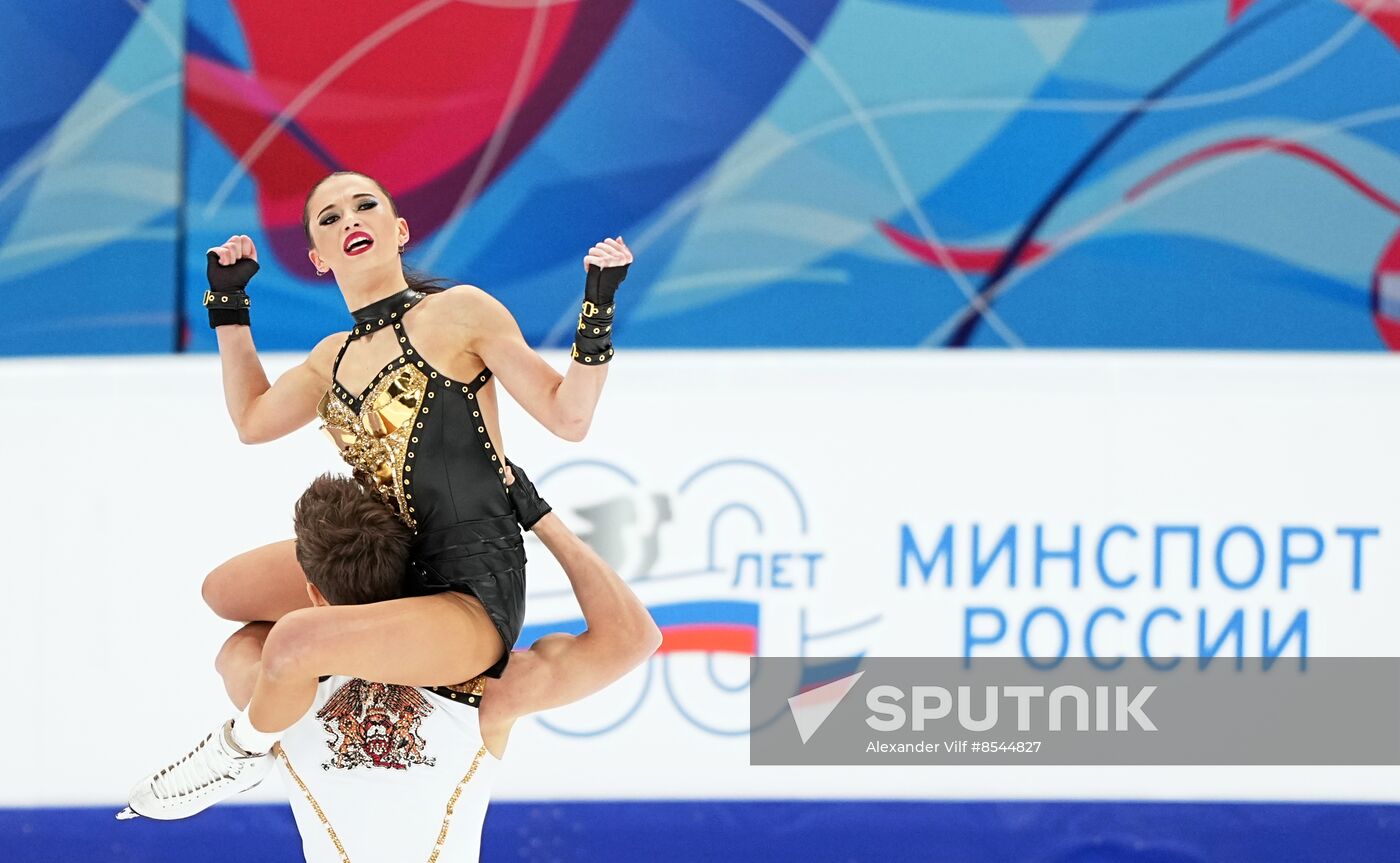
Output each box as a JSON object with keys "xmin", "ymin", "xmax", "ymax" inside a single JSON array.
[{"xmin": 306, "ymin": 174, "xmax": 409, "ymax": 276}]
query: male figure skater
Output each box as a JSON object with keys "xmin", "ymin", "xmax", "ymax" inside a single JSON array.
[{"xmin": 125, "ymin": 464, "xmax": 661, "ymax": 863}]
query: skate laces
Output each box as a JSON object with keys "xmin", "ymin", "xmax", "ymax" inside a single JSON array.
[{"xmin": 148, "ymin": 724, "xmax": 247, "ymax": 800}]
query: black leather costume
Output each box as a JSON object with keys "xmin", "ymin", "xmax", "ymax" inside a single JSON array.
[{"xmin": 316, "ymin": 287, "xmax": 524, "ymax": 677}]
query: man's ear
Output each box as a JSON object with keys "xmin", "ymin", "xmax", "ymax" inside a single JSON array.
[{"xmin": 306, "ymin": 581, "xmax": 330, "ymax": 607}]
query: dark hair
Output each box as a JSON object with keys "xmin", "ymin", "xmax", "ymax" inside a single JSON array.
[
  {"xmin": 302, "ymin": 170, "xmax": 455, "ymax": 294},
  {"xmin": 293, "ymin": 473, "xmax": 413, "ymax": 605}
]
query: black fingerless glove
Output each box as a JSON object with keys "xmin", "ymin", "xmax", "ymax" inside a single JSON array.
[
  {"xmin": 571, "ymin": 262, "xmax": 628, "ymax": 365},
  {"xmin": 504, "ymin": 457, "xmax": 552, "ymax": 530},
  {"xmin": 204, "ymin": 250, "xmax": 258, "ymax": 328}
]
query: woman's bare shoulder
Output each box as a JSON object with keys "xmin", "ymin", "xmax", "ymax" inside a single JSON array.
[
  {"xmin": 312, "ymin": 329, "xmax": 352, "ymax": 350},
  {"xmin": 304, "ymin": 330, "xmax": 351, "ymax": 376},
  {"xmin": 428, "ymin": 284, "xmax": 510, "ymax": 323}
]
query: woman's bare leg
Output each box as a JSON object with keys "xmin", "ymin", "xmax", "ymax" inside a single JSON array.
[
  {"xmin": 247, "ymin": 591, "xmax": 504, "ymax": 733},
  {"xmin": 202, "ymin": 541, "xmax": 309, "ymax": 707},
  {"xmin": 215, "ymin": 622, "xmax": 273, "ymax": 709},
  {"xmin": 202, "ymin": 539, "xmax": 313, "ymax": 623}
]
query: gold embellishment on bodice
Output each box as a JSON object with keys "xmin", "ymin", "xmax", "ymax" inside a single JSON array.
[
  {"xmin": 316, "ymin": 363, "xmax": 427, "ymax": 529},
  {"xmin": 447, "ymin": 675, "xmax": 488, "ymax": 697}
]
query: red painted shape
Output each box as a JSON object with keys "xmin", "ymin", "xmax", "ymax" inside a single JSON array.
[
  {"xmin": 1233, "ymin": 0, "xmax": 1400, "ymax": 47},
  {"xmin": 186, "ymin": 54, "xmax": 336, "ymax": 212},
  {"xmin": 1227, "ymin": 0, "xmax": 1259, "ymax": 22},
  {"xmin": 1338, "ymin": 0, "xmax": 1400, "ymax": 50},
  {"xmin": 657, "ymin": 625, "xmax": 758, "ymax": 655},
  {"xmin": 1133, "ymin": 135, "xmax": 1400, "ymax": 351},
  {"xmin": 1127, "ymin": 137, "xmax": 1400, "ymax": 216},
  {"xmin": 1372, "ymin": 229, "xmax": 1400, "ymax": 349},
  {"xmin": 875, "ymin": 220, "xmax": 1050, "ymax": 273},
  {"xmin": 1225, "ymin": 0, "xmax": 1400, "ymax": 36},
  {"xmin": 186, "ymin": 1, "xmax": 632, "ymax": 269}
]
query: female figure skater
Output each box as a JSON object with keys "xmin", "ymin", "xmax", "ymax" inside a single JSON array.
[{"xmin": 124, "ymin": 170, "xmax": 633, "ymax": 819}]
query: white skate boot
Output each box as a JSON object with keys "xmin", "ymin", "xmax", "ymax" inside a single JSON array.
[{"xmin": 118, "ymin": 718, "xmax": 273, "ymax": 820}]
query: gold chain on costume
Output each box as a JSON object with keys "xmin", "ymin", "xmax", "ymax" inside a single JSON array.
[{"xmin": 277, "ymin": 743, "xmax": 489, "ymax": 862}]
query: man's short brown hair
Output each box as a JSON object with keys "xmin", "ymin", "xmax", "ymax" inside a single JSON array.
[{"xmin": 293, "ymin": 473, "xmax": 413, "ymax": 605}]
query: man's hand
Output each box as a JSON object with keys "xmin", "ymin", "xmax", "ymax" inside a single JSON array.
[{"xmin": 503, "ymin": 458, "xmax": 552, "ymax": 531}]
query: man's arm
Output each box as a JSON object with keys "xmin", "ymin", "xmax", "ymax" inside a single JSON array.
[{"xmin": 491, "ymin": 512, "xmax": 662, "ymax": 720}]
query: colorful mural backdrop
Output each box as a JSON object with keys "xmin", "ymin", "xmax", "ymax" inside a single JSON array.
[
  {"xmin": 0, "ymin": 0, "xmax": 182, "ymax": 354},
  {"xmin": 5, "ymin": 0, "xmax": 1400, "ymax": 353}
]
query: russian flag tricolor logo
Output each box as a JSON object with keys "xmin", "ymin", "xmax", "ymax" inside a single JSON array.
[{"xmin": 517, "ymin": 600, "xmax": 760, "ymax": 655}]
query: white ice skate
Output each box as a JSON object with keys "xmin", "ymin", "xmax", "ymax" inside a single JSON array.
[{"xmin": 118, "ymin": 719, "xmax": 273, "ymax": 821}]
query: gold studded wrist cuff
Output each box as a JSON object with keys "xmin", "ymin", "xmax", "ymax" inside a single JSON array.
[
  {"xmin": 206, "ymin": 289, "xmax": 252, "ymax": 328},
  {"xmin": 203, "ymin": 289, "xmax": 251, "ymax": 308},
  {"xmin": 571, "ymin": 342, "xmax": 615, "ymax": 365}
]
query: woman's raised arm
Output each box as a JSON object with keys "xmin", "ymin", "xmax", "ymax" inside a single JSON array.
[
  {"xmin": 206, "ymin": 233, "xmax": 342, "ymax": 444},
  {"xmin": 216, "ymin": 328, "xmax": 344, "ymax": 444},
  {"xmin": 459, "ymin": 238, "xmax": 632, "ymax": 441},
  {"xmin": 459, "ymin": 288, "xmax": 605, "ymax": 442}
]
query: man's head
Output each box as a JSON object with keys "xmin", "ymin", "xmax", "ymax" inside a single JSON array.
[{"xmin": 293, "ymin": 473, "xmax": 413, "ymax": 606}]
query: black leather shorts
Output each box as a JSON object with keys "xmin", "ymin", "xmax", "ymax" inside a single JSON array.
[{"xmin": 406, "ymin": 514, "xmax": 526, "ymax": 678}]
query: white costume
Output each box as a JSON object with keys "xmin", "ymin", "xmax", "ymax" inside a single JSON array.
[{"xmin": 275, "ymin": 674, "xmax": 499, "ymax": 863}]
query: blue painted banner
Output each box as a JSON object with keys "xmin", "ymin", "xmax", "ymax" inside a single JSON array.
[
  {"xmin": 0, "ymin": 0, "xmax": 181, "ymax": 355},
  {"xmin": 6, "ymin": 1, "xmax": 1400, "ymax": 353}
]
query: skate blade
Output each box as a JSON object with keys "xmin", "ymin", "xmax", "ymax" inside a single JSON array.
[{"xmin": 115, "ymin": 807, "xmax": 142, "ymax": 821}]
